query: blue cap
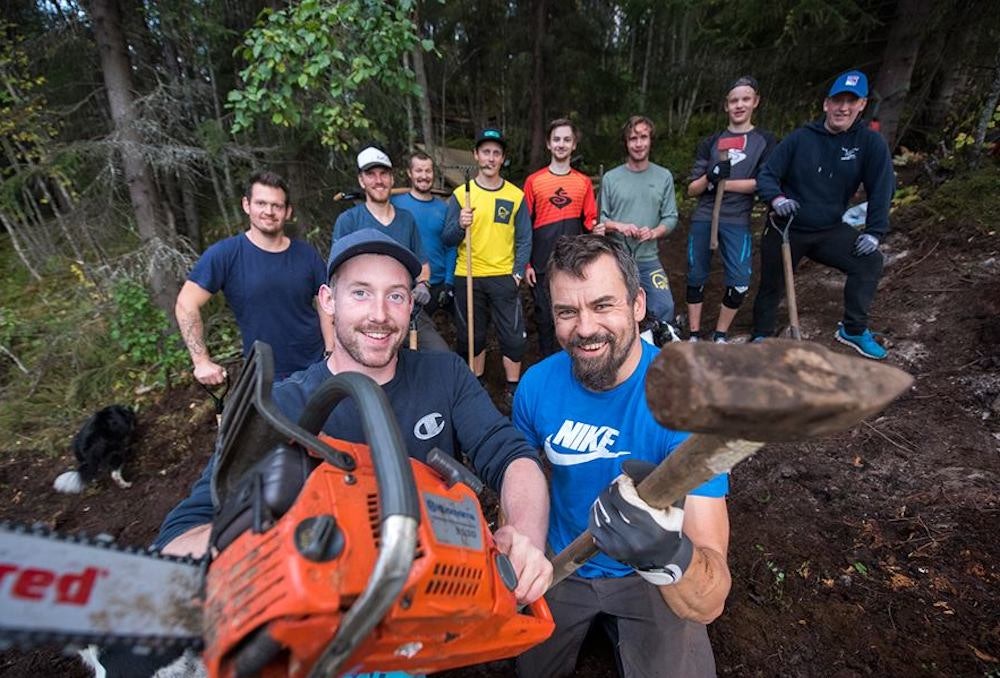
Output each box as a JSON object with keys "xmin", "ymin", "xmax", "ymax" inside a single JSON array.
[
  {"xmin": 327, "ymin": 228, "xmax": 421, "ymax": 281},
  {"xmin": 828, "ymin": 70, "xmax": 868, "ymax": 98},
  {"xmin": 475, "ymin": 127, "xmax": 506, "ymax": 150}
]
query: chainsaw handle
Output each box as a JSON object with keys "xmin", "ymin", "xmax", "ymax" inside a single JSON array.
[{"xmin": 298, "ymin": 372, "xmax": 420, "ymax": 522}]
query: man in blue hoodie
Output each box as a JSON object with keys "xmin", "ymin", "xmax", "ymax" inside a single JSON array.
[{"xmin": 751, "ymin": 70, "xmax": 894, "ymax": 359}]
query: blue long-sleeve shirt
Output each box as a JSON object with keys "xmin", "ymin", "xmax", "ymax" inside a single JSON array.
[
  {"xmin": 154, "ymin": 351, "xmax": 541, "ymax": 548},
  {"xmin": 757, "ymin": 118, "xmax": 895, "ymax": 238}
]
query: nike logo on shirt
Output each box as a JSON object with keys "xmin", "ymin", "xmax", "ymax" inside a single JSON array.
[
  {"xmin": 544, "ymin": 437, "xmax": 631, "ymax": 466},
  {"xmin": 543, "ymin": 419, "xmax": 631, "ymax": 466}
]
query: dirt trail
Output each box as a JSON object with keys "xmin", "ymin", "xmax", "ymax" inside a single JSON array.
[{"xmin": 1, "ymin": 211, "xmax": 998, "ymax": 678}]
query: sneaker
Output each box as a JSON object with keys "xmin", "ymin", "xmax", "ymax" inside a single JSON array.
[
  {"xmin": 835, "ymin": 326, "xmax": 887, "ymax": 360},
  {"xmin": 750, "ymin": 335, "xmax": 767, "ymax": 344},
  {"xmin": 688, "ymin": 333, "xmax": 700, "ymax": 343},
  {"xmin": 712, "ymin": 331, "xmax": 728, "ymax": 344}
]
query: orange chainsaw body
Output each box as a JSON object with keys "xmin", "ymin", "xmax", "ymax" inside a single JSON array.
[{"xmin": 202, "ymin": 435, "xmax": 554, "ymax": 677}]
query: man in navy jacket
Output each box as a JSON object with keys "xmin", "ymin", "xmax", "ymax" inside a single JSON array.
[{"xmin": 751, "ymin": 69, "xmax": 894, "ymax": 359}]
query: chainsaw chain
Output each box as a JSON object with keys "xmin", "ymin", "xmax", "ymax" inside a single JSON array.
[{"xmin": 0, "ymin": 520, "xmax": 206, "ymax": 654}]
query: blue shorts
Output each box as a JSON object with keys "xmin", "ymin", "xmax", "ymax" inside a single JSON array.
[{"xmin": 687, "ymin": 220, "xmax": 752, "ymax": 288}]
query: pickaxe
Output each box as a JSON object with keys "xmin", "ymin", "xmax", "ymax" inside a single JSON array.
[
  {"xmin": 549, "ymin": 339, "xmax": 912, "ymax": 585},
  {"xmin": 332, "ymin": 187, "xmax": 451, "ymax": 202},
  {"xmin": 709, "ymin": 135, "xmax": 747, "ymax": 251}
]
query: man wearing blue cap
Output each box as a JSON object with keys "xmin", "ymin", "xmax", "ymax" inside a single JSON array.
[
  {"xmin": 751, "ymin": 69, "xmax": 895, "ymax": 359},
  {"xmin": 96, "ymin": 229, "xmax": 552, "ymax": 676},
  {"xmin": 157, "ymin": 230, "xmax": 551, "ymax": 602}
]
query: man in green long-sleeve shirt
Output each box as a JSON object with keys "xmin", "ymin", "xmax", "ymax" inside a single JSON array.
[{"xmin": 595, "ymin": 115, "xmax": 680, "ymax": 344}]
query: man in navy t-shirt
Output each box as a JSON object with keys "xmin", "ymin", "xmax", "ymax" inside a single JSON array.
[
  {"xmin": 175, "ymin": 171, "xmax": 331, "ymax": 382},
  {"xmin": 514, "ymin": 235, "xmax": 730, "ymax": 678}
]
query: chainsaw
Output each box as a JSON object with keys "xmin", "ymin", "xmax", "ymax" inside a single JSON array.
[{"xmin": 0, "ymin": 343, "xmax": 554, "ymax": 676}]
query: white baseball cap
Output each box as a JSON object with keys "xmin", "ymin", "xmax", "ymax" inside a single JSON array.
[{"xmin": 357, "ymin": 146, "xmax": 392, "ymax": 171}]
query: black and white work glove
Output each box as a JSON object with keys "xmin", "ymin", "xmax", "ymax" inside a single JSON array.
[
  {"xmin": 589, "ymin": 460, "xmax": 694, "ymax": 586},
  {"xmin": 706, "ymin": 160, "xmax": 731, "ymax": 189},
  {"xmin": 853, "ymin": 233, "xmax": 880, "ymax": 256},
  {"xmin": 412, "ymin": 281, "xmax": 432, "ymax": 307},
  {"xmin": 437, "ymin": 284, "xmax": 454, "ymax": 308},
  {"xmin": 771, "ymin": 196, "xmax": 800, "ymax": 218}
]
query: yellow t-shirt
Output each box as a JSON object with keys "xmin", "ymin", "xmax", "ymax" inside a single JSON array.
[{"xmin": 450, "ymin": 180, "xmax": 531, "ymax": 278}]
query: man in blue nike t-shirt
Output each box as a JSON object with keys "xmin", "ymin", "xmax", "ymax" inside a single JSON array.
[{"xmin": 514, "ymin": 235, "xmax": 730, "ymax": 678}]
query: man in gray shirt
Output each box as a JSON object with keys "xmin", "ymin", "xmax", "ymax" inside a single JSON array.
[{"xmin": 595, "ymin": 115, "xmax": 680, "ymax": 345}]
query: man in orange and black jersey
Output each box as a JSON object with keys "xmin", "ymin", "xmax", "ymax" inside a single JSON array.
[{"xmin": 523, "ymin": 119, "xmax": 598, "ymax": 356}]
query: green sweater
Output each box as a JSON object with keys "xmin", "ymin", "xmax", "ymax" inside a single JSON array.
[{"xmin": 599, "ymin": 162, "xmax": 678, "ymax": 262}]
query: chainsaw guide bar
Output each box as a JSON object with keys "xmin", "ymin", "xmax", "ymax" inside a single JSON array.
[{"xmin": 0, "ymin": 520, "xmax": 205, "ymax": 654}]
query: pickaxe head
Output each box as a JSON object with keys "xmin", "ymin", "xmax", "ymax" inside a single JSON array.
[{"xmin": 645, "ymin": 339, "xmax": 913, "ymax": 442}]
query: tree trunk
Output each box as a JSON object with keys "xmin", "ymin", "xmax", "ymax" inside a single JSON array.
[
  {"xmin": 527, "ymin": 0, "xmax": 547, "ymax": 170},
  {"xmin": 404, "ymin": 52, "xmax": 417, "ymax": 151},
  {"xmin": 86, "ymin": 0, "xmax": 180, "ymax": 315},
  {"xmin": 639, "ymin": 8, "xmax": 654, "ymax": 112},
  {"xmin": 872, "ymin": 0, "xmax": 934, "ymax": 149},
  {"xmin": 411, "ymin": 5, "xmax": 435, "ymax": 158}
]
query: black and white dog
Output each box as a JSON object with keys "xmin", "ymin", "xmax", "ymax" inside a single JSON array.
[{"xmin": 53, "ymin": 405, "xmax": 137, "ymax": 494}]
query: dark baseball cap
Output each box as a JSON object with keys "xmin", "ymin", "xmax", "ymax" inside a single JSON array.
[
  {"xmin": 828, "ymin": 70, "xmax": 868, "ymax": 98},
  {"xmin": 475, "ymin": 127, "xmax": 506, "ymax": 150},
  {"xmin": 326, "ymin": 228, "xmax": 421, "ymax": 281}
]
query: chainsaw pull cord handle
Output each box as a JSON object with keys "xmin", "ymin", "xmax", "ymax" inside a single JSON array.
[{"xmin": 297, "ymin": 371, "xmax": 420, "ymax": 522}]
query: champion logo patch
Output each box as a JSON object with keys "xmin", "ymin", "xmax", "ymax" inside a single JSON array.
[
  {"xmin": 846, "ymin": 75, "xmax": 860, "ymax": 86},
  {"xmin": 413, "ymin": 412, "xmax": 445, "ymax": 440}
]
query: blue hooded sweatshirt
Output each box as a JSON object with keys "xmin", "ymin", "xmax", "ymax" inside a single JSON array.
[{"xmin": 757, "ymin": 117, "xmax": 894, "ymax": 238}]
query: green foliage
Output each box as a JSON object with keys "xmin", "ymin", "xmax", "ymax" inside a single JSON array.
[
  {"xmin": 228, "ymin": 0, "xmax": 427, "ymax": 149},
  {"xmin": 109, "ymin": 279, "xmax": 188, "ymax": 386}
]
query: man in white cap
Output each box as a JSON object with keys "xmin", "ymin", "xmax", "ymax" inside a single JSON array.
[
  {"xmin": 751, "ymin": 69, "xmax": 895, "ymax": 359},
  {"xmin": 331, "ymin": 145, "xmax": 448, "ymax": 351}
]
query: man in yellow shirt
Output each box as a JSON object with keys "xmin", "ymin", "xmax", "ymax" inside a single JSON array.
[{"xmin": 442, "ymin": 128, "xmax": 531, "ymax": 407}]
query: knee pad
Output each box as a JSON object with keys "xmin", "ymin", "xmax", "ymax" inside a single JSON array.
[
  {"xmin": 686, "ymin": 285, "xmax": 705, "ymax": 304},
  {"xmin": 722, "ymin": 285, "xmax": 748, "ymax": 310}
]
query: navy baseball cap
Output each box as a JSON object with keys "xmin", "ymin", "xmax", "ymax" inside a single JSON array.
[
  {"xmin": 828, "ymin": 70, "xmax": 868, "ymax": 98},
  {"xmin": 475, "ymin": 127, "xmax": 506, "ymax": 150},
  {"xmin": 327, "ymin": 228, "xmax": 421, "ymax": 281}
]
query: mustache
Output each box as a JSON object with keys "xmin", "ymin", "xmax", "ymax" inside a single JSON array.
[
  {"xmin": 359, "ymin": 323, "xmax": 399, "ymax": 334},
  {"xmin": 568, "ymin": 332, "xmax": 615, "ymax": 350}
]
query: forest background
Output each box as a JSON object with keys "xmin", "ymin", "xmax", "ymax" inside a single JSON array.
[{"xmin": 0, "ymin": 0, "xmax": 998, "ymax": 447}]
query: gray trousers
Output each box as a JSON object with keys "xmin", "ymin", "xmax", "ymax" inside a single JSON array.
[{"xmin": 516, "ymin": 575, "xmax": 716, "ymax": 678}]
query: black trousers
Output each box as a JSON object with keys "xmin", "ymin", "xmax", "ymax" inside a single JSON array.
[
  {"xmin": 531, "ymin": 272, "xmax": 557, "ymax": 357},
  {"xmin": 751, "ymin": 222, "xmax": 883, "ymax": 337}
]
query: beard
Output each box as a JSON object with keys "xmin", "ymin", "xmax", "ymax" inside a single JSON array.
[
  {"xmin": 568, "ymin": 323, "xmax": 635, "ymax": 392},
  {"xmin": 335, "ymin": 321, "xmax": 404, "ymax": 369}
]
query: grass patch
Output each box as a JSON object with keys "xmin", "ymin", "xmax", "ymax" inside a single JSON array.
[
  {"xmin": 895, "ymin": 163, "xmax": 1000, "ymax": 243},
  {"xmin": 0, "ymin": 236, "xmax": 240, "ymax": 453}
]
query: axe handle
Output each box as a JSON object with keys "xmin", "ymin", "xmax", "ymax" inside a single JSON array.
[
  {"xmin": 709, "ymin": 149, "xmax": 730, "ymax": 251},
  {"xmin": 781, "ymin": 241, "xmax": 801, "ymax": 340},
  {"xmin": 464, "ymin": 176, "xmax": 475, "ymax": 371},
  {"xmin": 548, "ymin": 434, "xmax": 763, "ymax": 589}
]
